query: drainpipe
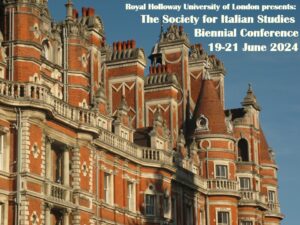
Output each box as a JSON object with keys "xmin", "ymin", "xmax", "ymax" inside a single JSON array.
[
  {"xmin": 205, "ymin": 148, "xmax": 210, "ymax": 225},
  {"xmin": 15, "ymin": 108, "xmax": 22, "ymax": 225},
  {"xmin": 8, "ymin": 7, "xmax": 15, "ymax": 81},
  {"xmin": 96, "ymin": 155, "xmax": 99, "ymax": 225},
  {"xmin": 11, "ymin": 7, "xmax": 14, "ymax": 81},
  {"xmin": 63, "ymin": 27, "xmax": 68, "ymax": 101}
]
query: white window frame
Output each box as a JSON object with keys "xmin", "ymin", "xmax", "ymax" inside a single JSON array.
[
  {"xmin": 268, "ymin": 189, "xmax": 276, "ymax": 203},
  {"xmin": 215, "ymin": 164, "xmax": 228, "ymax": 179},
  {"xmin": 0, "ymin": 129, "xmax": 9, "ymax": 172},
  {"xmin": 239, "ymin": 177, "xmax": 251, "ymax": 190},
  {"xmin": 127, "ymin": 181, "xmax": 135, "ymax": 211},
  {"xmin": 217, "ymin": 210, "xmax": 230, "ymax": 225},
  {"xmin": 104, "ymin": 172, "xmax": 114, "ymax": 205}
]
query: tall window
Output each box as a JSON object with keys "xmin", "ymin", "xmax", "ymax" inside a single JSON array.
[
  {"xmin": 104, "ymin": 173, "xmax": 113, "ymax": 204},
  {"xmin": 127, "ymin": 182, "xmax": 135, "ymax": 211},
  {"xmin": 241, "ymin": 221, "xmax": 253, "ymax": 225},
  {"xmin": 145, "ymin": 194, "xmax": 155, "ymax": 216},
  {"xmin": 52, "ymin": 149, "xmax": 63, "ymax": 184},
  {"xmin": 268, "ymin": 190, "xmax": 276, "ymax": 203},
  {"xmin": 238, "ymin": 139, "xmax": 249, "ymax": 162},
  {"xmin": 0, "ymin": 134, "xmax": 4, "ymax": 171},
  {"xmin": 218, "ymin": 211, "xmax": 230, "ymax": 225},
  {"xmin": 216, "ymin": 165, "xmax": 228, "ymax": 179},
  {"xmin": 239, "ymin": 177, "xmax": 251, "ymax": 190}
]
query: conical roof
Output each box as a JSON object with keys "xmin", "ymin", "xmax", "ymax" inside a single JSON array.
[{"xmin": 193, "ymin": 78, "xmax": 227, "ymax": 134}]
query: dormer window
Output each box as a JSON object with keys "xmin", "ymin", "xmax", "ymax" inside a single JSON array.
[{"xmin": 196, "ymin": 114, "xmax": 209, "ymax": 131}]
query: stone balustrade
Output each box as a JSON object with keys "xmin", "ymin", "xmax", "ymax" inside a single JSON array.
[
  {"xmin": 240, "ymin": 190, "xmax": 267, "ymax": 204},
  {"xmin": 0, "ymin": 79, "xmax": 105, "ymax": 129},
  {"xmin": 46, "ymin": 182, "xmax": 71, "ymax": 202},
  {"xmin": 207, "ymin": 179, "xmax": 238, "ymax": 192},
  {"xmin": 268, "ymin": 202, "xmax": 281, "ymax": 213}
]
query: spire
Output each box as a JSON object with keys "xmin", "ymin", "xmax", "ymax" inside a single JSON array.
[
  {"xmin": 193, "ymin": 78, "xmax": 227, "ymax": 134},
  {"xmin": 242, "ymin": 83, "xmax": 261, "ymax": 110},
  {"xmin": 65, "ymin": 0, "xmax": 73, "ymax": 21},
  {"xmin": 159, "ymin": 17, "xmax": 164, "ymax": 40}
]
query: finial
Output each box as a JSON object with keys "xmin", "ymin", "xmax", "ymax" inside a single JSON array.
[
  {"xmin": 65, "ymin": 0, "xmax": 74, "ymax": 21},
  {"xmin": 159, "ymin": 17, "xmax": 164, "ymax": 40},
  {"xmin": 248, "ymin": 83, "xmax": 253, "ymax": 92}
]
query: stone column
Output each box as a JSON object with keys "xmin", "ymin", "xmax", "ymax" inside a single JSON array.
[
  {"xmin": 63, "ymin": 146, "xmax": 70, "ymax": 186},
  {"xmin": 71, "ymin": 146, "xmax": 81, "ymax": 190},
  {"xmin": 63, "ymin": 208, "xmax": 71, "ymax": 225},
  {"xmin": 45, "ymin": 136, "xmax": 54, "ymax": 180}
]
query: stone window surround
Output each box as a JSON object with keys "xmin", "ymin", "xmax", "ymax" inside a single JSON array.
[
  {"xmin": 216, "ymin": 208, "xmax": 232, "ymax": 225},
  {"xmin": 0, "ymin": 126, "xmax": 9, "ymax": 172}
]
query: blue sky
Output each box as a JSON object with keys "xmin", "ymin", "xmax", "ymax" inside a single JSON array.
[{"xmin": 49, "ymin": 1, "xmax": 299, "ymax": 224}]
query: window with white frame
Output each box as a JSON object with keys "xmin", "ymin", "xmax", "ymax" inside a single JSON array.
[
  {"xmin": 217, "ymin": 211, "xmax": 230, "ymax": 225},
  {"xmin": 268, "ymin": 190, "xmax": 276, "ymax": 203},
  {"xmin": 241, "ymin": 221, "xmax": 253, "ymax": 225},
  {"xmin": 239, "ymin": 177, "xmax": 251, "ymax": 190},
  {"xmin": 127, "ymin": 181, "xmax": 135, "ymax": 211},
  {"xmin": 0, "ymin": 134, "xmax": 4, "ymax": 171},
  {"xmin": 216, "ymin": 165, "xmax": 228, "ymax": 179},
  {"xmin": 145, "ymin": 194, "xmax": 155, "ymax": 216},
  {"xmin": 104, "ymin": 173, "xmax": 113, "ymax": 204}
]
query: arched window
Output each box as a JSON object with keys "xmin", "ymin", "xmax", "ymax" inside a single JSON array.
[{"xmin": 238, "ymin": 138, "xmax": 249, "ymax": 162}]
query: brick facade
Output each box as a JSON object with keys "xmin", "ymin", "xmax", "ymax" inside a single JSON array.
[{"xmin": 0, "ymin": 1, "xmax": 283, "ymax": 225}]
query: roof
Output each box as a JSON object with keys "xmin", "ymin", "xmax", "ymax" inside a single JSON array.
[
  {"xmin": 259, "ymin": 129, "xmax": 274, "ymax": 164},
  {"xmin": 193, "ymin": 78, "xmax": 227, "ymax": 134}
]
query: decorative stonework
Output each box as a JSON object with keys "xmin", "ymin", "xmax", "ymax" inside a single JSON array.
[
  {"xmin": 81, "ymin": 161, "xmax": 88, "ymax": 176},
  {"xmin": 31, "ymin": 211, "xmax": 39, "ymax": 225},
  {"xmin": 196, "ymin": 114, "xmax": 209, "ymax": 131},
  {"xmin": 30, "ymin": 23, "xmax": 41, "ymax": 39},
  {"xmin": 31, "ymin": 143, "xmax": 40, "ymax": 159}
]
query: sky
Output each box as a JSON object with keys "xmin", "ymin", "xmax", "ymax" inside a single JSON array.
[{"xmin": 48, "ymin": 1, "xmax": 300, "ymax": 224}]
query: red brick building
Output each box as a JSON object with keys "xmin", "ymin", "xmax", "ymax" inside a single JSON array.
[{"xmin": 0, "ymin": 1, "xmax": 283, "ymax": 225}]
